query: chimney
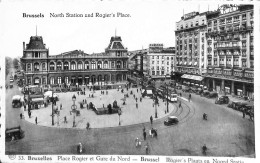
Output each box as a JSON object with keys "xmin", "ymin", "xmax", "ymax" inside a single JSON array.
[{"xmin": 23, "ymin": 42, "xmax": 25, "ymax": 50}]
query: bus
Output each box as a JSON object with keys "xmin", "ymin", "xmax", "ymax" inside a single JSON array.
[{"xmin": 166, "ymin": 92, "xmax": 178, "ymax": 102}]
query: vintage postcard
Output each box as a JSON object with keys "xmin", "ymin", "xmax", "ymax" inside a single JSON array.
[{"xmin": 0, "ymin": 0, "xmax": 258, "ymax": 163}]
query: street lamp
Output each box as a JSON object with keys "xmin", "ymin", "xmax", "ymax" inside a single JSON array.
[
  {"xmin": 165, "ymin": 83, "xmax": 169, "ymax": 113},
  {"xmin": 51, "ymin": 89, "xmax": 54, "ymax": 126},
  {"xmin": 154, "ymin": 95, "xmax": 158, "ymax": 118}
]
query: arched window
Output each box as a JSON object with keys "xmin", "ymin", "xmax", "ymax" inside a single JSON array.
[
  {"xmin": 50, "ymin": 62, "xmax": 55, "ymax": 71},
  {"xmin": 97, "ymin": 61, "xmax": 102, "ymax": 69},
  {"xmin": 85, "ymin": 61, "xmax": 89, "ymax": 69},
  {"xmin": 65, "ymin": 77, "xmax": 69, "ymax": 84},
  {"xmin": 50, "ymin": 77, "xmax": 55, "ymax": 84},
  {"xmin": 104, "ymin": 61, "xmax": 108, "ymax": 69},
  {"xmin": 34, "ymin": 62, "xmax": 39, "ymax": 71},
  {"xmin": 116, "ymin": 61, "xmax": 121, "ymax": 69},
  {"xmin": 27, "ymin": 64, "xmax": 31, "ymax": 71},
  {"xmin": 91, "ymin": 61, "xmax": 96, "ymax": 69},
  {"xmin": 42, "ymin": 63, "xmax": 46, "ymax": 70},
  {"xmin": 78, "ymin": 61, "xmax": 83, "ymax": 70},
  {"xmin": 57, "ymin": 62, "xmax": 62, "ymax": 70},
  {"xmin": 111, "ymin": 61, "xmax": 115, "ymax": 68},
  {"xmin": 71, "ymin": 61, "xmax": 76, "ymax": 70},
  {"xmin": 64, "ymin": 62, "xmax": 69, "ymax": 70},
  {"xmin": 57, "ymin": 77, "xmax": 62, "ymax": 84}
]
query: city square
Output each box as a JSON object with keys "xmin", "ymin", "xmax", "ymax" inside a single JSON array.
[{"xmin": 3, "ymin": 2, "xmax": 255, "ymax": 159}]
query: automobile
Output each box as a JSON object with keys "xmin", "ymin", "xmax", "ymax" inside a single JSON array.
[
  {"xmin": 132, "ymin": 84, "xmax": 138, "ymax": 88},
  {"xmin": 12, "ymin": 95, "xmax": 23, "ymax": 108},
  {"xmin": 5, "ymin": 126, "xmax": 25, "ymax": 142},
  {"xmin": 190, "ymin": 87, "xmax": 198, "ymax": 93},
  {"xmin": 206, "ymin": 92, "xmax": 218, "ymax": 98},
  {"xmin": 215, "ymin": 95, "xmax": 229, "ymax": 104},
  {"xmin": 164, "ymin": 116, "xmax": 179, "ymax": 126},
  {"xmin": 182, "ymin": 86, "xmax": 192, "ymax": 92},
  {"xmin": 227, "ymin": 101, "xmax": 247, "ymax": 111},
  {"xmin": 195, "ymin": 88, "xmax": 203, "ymax": 95},
  {"xmin": 201, "ymin": 90, "xmax": 210, "ymax": 97}
]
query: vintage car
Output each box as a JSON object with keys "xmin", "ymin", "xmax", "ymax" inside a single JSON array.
[
  {"xmin": 227, "ymin": 101, "xmax": 248, "ymax": 111},
  {"xmin": 132, "ymin": 84, "xmax": 138, "ymax": 88},
  {"xmin": 182, "ymin": 86, "xmax": 192, "ymax": 92},
  {"xmin": 5, "ymin": 126, "xmax": 25, "ymax": 142},
  {"xmin": 195, "ymin": 88, "xmax": 203, "ymax": 95},
  {"xmin": 164, "ymin": 116, "xmax": 179, "ymax": 126},
  {"xmin": 215, "ymin": 95, "xmax": 229, "ymax": 104},
  {"xmin": 201, "ymin": 90, "xmax": 210, "ymax": 97},
  {"xmin": 12, "ymin": 95, "xmax": 23, "ymax": 108},
  {"xmin": 206, "ymin": 92, "xmax": 218, "ymax": 98}
]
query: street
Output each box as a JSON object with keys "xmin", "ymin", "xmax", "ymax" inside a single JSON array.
[{"xmin": 5, "ymin": 82, "xmax": 255, "ymax": 156}]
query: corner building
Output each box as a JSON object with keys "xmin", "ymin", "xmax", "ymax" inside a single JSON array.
[
  {"xmin": 21, "ymin": 36, "xmax": 129, "ymax": 87},
  {"xmin": 205, "ymin": 5, "xmax": 254, "ymax": 98}
]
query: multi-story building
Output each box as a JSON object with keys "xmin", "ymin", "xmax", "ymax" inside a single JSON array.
[
  {"xmin": 205, "ymin": 4, "xmax": 254, "ymax": 98},
  {"xmin": 175, "ymin": 11, "xmax": 207, "ymax": 85},
  {"xmin": 147, "ymin": 44, "xmax": 175, "ymax": 80},
  {"xmin": 21, "ymin": 35, "xmax": 129, "ymax": 88}
]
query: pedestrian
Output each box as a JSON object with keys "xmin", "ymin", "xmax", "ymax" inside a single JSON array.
[
  {"xmin": 86, "ymin": 122, "xmax": 90, "ymax": 130},
  {"xmin": 64, "ymin": 116, "xmax": 67, "ymax": 123},
  {"xmin": 24, "ymin": 104, "xmax": 26, "ymax": 111},
  {"xmin": 35, "ymin": 117, "xmax": 37, "ymax": 125},
  {"xmin": 242, "ymin": 109, "xmax": 245, "ymax": 118},
  {"xmin": 136, "ymin": 97, "xmax": 138, "ymax": 102},
  {"xmin": 145, "ymin": 143, "xmax": 149, "ymax": 154},
  {"xmin": 137, "ymin": 89, "xmax": 138, "ymax": 93},
  {"xmin": 60, "ymin": 103, "xmax": 62, "ymax": 110},
  {"xmin": 150, "ymin": 116, "xmax": 153, "ymax": 125},
  {"xmin": 189, "ymin": 93, "xmax": 191, "ymax": 102},
  {"xmin": 143, "ymin": 130, "xmax": 147, "ymax": 141},
  {"xmin": 106, "ymin": 91, "xmax": 108, "ymax": 95},
  {"xmin": 20, "ymin": 113, "xmax": 23, "ymax": 119},
  {"xmin": 29, "ymin": 111, "xmax": 31, "ymax": 118},
  {"xmin": 179, "ymin": 101, "xmax": 182, "ymax": 108},
  {"xmin": 89, "ymin": 94, "xmax": 90, "ymax": 97},
  {"xmin": 140, "ymin": 97, "xmax": 142, "ymax": 102},
  {"xmin": 87, "ymin": 104, "xmax": 89, "ymax": 109},
  {"xmin": 136, "ymin": 103, "xmax": 138, "ymax": 108}
]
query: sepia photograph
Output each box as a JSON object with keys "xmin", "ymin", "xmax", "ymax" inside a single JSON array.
[{"xmin": 0, "ymin": 0, "xmax": 258, "ymax": 162}]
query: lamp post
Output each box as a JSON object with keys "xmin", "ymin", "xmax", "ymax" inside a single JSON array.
[
  {"xmin": 71, "ymin": 94, "xmax": 77, "ymax": 127},
  {"xmin": 165, "ymin": 83, "xmax": 169, "ymax": 113},
  {"xmin": 154, "ymin": 95, "xmax": 158, "ymax": 118},
  {"xmin": 51, "ymin": 89, "xmax": 54, "ymax": 125}
]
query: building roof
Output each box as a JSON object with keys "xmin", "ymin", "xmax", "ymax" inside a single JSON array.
[
  {"xmin": 26, "ymin": 36, "xmax": 46, "ymax": 50},
  {"xmin": 106, "ymin": 36, "xmax": 127, "ymax": 51}
]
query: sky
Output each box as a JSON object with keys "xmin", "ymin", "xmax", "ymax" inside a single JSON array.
[{"xmin": 0, "ymin": 0, "xmax": 253, "ymax": 58}]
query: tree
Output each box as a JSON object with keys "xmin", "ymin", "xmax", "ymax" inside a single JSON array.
[
  {"xmin": 13, "ymin": 57, "xmax": 19, "ymax": 69},
  {"xmin": 5, "ymin": 57, "xmax": 12, "ymax": 77}
]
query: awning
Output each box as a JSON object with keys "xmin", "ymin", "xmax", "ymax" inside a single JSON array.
[
  {"xmin": 200, "ymin": 85, "xmax": 203, "ymax": 87},
  {"xmin": 225, "ymin": 87, "xmax": 230, "ymax": 89},
  {"xmin": 179, "ymin": 61, "xmax": 182, "ymax": 65},
  {"xmin": 189, "ymin": 62, "xmax": 192, "ymax": 65},
  {"xmin": 31, "ymin": 97, "xmax": 44, "ymax": 102},
  {"xmin": 184, "ymin": 62, "xmax": 187, "ymax": 65},
  {"xmin": 85, "ymin": 76, "xmax": 89, "ymax": 78},
  {"xmin": 194, "ymin": 62, "xmax": 197, "ymax": 66},
  {"xmin": 147, "ymin": 90, "xmax": 153, "ymax": 94},
  {"xmin": 34, "ymin": 79, "xmax": 40, "ymax": 84},
  {"xmin": 237, "ymin": 89, "xmax": 242, "ymax": 92},
  {"xmin": 195, "ymin": 84, "xmax": 199, "ymax": 86},
  {"xmin": 191, "ymin": 83, "xmax": 194, "ymax": 85}
]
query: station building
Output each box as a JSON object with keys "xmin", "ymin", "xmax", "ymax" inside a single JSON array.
[{"xmin": 21, "ymin": 35, "xmax": 129, "ymax": 88}]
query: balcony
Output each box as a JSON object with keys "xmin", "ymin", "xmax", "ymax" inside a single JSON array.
[
  {"xmin": 250, "ymin": 55, "xmax": 254, "ymax": 60},
  {"xmin": 217, "ymin": 46, "xmax": 240, "ymax": 50}
]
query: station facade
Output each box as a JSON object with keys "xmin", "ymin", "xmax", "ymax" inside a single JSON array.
[{"xmin": 21, "ymin": 36, "xmax": 129, "ymax": 87}]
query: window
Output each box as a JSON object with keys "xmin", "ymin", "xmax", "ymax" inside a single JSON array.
[
  {"xmin": 78, "ymin": 62, "xmax": 83, "ymax": 70},
  {"xmin": 250, "ymin": 61, "xmax": 254, "ymax": 68},
  {"xmin": 50, "ymin": 77, "xmax": 54, "ymax": 84},
  {"xmin": 242, "ymin": 60, "xmax": 247, "ymax": 67},
  {"xmin": 242, "ymin": 14, "xmax": 246, "ymax": 20},
  {"xmin": 242, "ymin": 50, "xmax": 246, "ymax": 57},
  {"xmin": 226, "ymin": 58, "xmax": 231, "ymax": 65},
  {"xmin": 152, "ymin": 61, "xmax": 154, "ymax": 64},
  {"xmin": 42, "ymin": 63, "xmax": 46, "ymax": 70},
  {"xmin": 157, "ymin": 61, "xmax": 159, "ymax": 64},
  {"xmin": 226, "ymin": 17, "xmax": 232, "ymax": 24},
  {"xmin": 91, "ymin": 61, "xmax": 96, "ymax": 69},
  {"xmin": 157, "ymin": 56, "xmax": 159, "ymax": 59},
  {"xmin": 123, "ymin": 61, "xmax": 126, "ymax": 68},
  {"xmin": 34, "ymin": 63, "xmax": 39, "ymax": 71},
  {"xmin": 208, "ymin": 59, "xmax": 212, "ymax": 66},
  {"xmin": 57, "ymin": 77, "xmax": 61, "ymax": 84},
  {"xmin": 34, "ymin": 52, "xmax": 39, "ymax": 58},
  {"xmin": 71, "ymin": 61, "xmax": 76, "ymax": 70},
  {"xmin": 65, "ymin": 77, "xmax": 69, "ymax": 84},
  {"xmin": 233, "ymin": 16, "xmax": 239, "ymax": 22},
  {"xmin": 97, "ymin": 61, "xmax": 102, "ymax": 69},
  {"xmin": 162, "ymin": 61, "xmax": 164, "ymax": 64},
  {"xmin": 171, "ymin": 57, "xmax": 173, "ymax": 60},
  {"xmin": 152, "ymin": 56, "xmax": 154, "ymax": 59},
  {"xmin": 157, "ymin": 66, "xmax": 159, "ymax": 70},
  {"xmin": 57, "ymin": 62, "xmax": 62, "ymax": 70},
  {"xmin": 214, "ymin": 59, "xmax": 218, "ymax": 65},
  {"xmin": 167, "ymin": 62, "xmax": 169, "ymax": 65},
  {"xmin": 161, "ymin": 71, "xmax": 164, "ymax": 75},
  {"xmin": 242, "ymin": 41, "xmax": 246, "ymax": 47},
  {"xmin": 116, "ymin": 61, "xmax": 121, "ymax": 69},
  {"xmin": 64, "ymin": 62, "xmax": 69, "ymax": 70},
  {"xmin": 111, "ymin": 61, "xmax": 115, "ymax": 68},
  {"xmin": 242, "ymin": 33, "xmax": 246, "ymax": 38},
  {"xmin": 167, "ymin": 57, "xmax": 169, "ymax": 60},
  {"xmin": 85, "ymin": 61, "xmax": 89, "ymax": 69},
  {"xmin": 27, "ymin": 64, "xmax": 31, "ymax": 71},
  {"xmin": 152, "ymin": 71, "xmax": 155, "ymax": 75},
  {"xmin": 50, "ymin": 62, "xmax": 55, "ymax": 71},
  {"xmin": 234, "ymin": 58, "xmax": 239, "ymax": 66},
  {"xmin": 104, "ymin": 61, "xmax": 108, "ymax": 69}
]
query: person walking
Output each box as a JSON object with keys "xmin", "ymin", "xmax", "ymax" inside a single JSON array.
[
  {"xmin": 136, "ymin": 103, "xmax": 138, "ymax": 109},
  {"xmin": 35, "ymin": 117, "xmax": 37, "ymax": 125},
  {"xmin": 60, "ymin": 103, "xmax": 62, "ymax": 110},
  {"xmin": 64, "ymin": 116, "xmax": 67, "ymax": 123},
  {"xmin": 150, "ymin": 116, "xmax": 153, "ymax": 125},
  {"xmin": 189, "ymin": 93, "xmax": 191, "ymax": 102},
  {"xmin": 179, "ymin": 101, "xmax": 182, "ymax": 108},
  {"xmin": 20, "ymin": 113, "xmax": 23, "ymax": 119},
  {"xmin": 143, "ymin": 130, "xmax": 147, "ymax": 141},
  {"xmin": 242, "ymin": 109, "xmax": 245, "ymax": 118},
  {"xmin": 145, "ymin": 143, "xmax": 149, "ymax": 154}
]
